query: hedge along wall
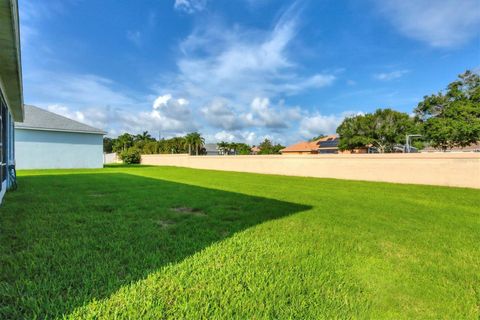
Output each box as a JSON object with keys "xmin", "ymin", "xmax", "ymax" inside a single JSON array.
[{"xmin": 141, "ymin": 153, "xmax": 480, "ymax": 189}]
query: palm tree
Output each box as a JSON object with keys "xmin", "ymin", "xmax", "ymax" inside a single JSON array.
[
  {"xmin": 184, "ymin": 132, "xmax": 205, "ymax": 156},
  {"xmin": 191, "ymin": 132, "xmax": 205, "ymax": 156},
  {"xmin": 184, "ymin": 133, "xmax": 194, "ymax": 155},
  {"xmin": 114, "ymin": 133, "xmax": 134, "ymax": 152},
  {"xmin": 229, "ymin": 142, "xmax": 238, "ymax": 155},
  {"xmin": 135, "ymin": 131, "xmax": 154, "ymax": 142},
  {"xmin": 218, "ymin": 141, "xmax": 228, "ymax": 155}
]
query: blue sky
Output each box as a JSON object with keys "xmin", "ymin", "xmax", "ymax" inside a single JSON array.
[{"xmin": 20, "ymin": 0, "xmax": 480, "ymax": 144}]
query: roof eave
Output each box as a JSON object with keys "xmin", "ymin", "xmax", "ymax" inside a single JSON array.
[
  {"xmin": 15, "ymin": 126, "xmax": 106, "ymax": 135},
  {"xmin": 0, "ymin": 0, "xmax": 24, "ymax": 121}
]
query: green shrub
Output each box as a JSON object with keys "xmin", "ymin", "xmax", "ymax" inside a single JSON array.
[{"xmin": 119, "ymin": 147, "xmax": 141, "ymax": 164}]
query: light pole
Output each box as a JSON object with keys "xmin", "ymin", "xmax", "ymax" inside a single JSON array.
[{"xmin": 405, "ymin": 134, "xmax": 422, "ymax": 153}]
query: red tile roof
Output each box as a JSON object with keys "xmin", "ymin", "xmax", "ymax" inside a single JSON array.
[
  {"xmin": 280, "ymin": 140, "xmax": 319, "ymax": 152},
  {"xmin": 281, "ymin": 135, "xmax": 338, "ymax": 153}
]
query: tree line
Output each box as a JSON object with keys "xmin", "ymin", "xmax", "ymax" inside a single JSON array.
[
  {"xmin": 104, "ymin": 132, "xmax": 285, "ymax": 163},
  {"xmin": 337, "ymin": 70, "xmax": 480, "ymax": 152},
  {"xmin": 103, "ymin": 132, "xmax": 206, "ymax": 163},
  {"xmin": 217, "ymin": 140, "xmax": 284, "ymax": 155}
]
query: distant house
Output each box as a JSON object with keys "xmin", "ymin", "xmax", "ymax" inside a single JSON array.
[
  {"xmin": 203, "ymin": 143, "xmax": 219, "ymax": 155},
  {"xmin": 15, "ymin": 105, "xmax": 106, "ymax": 169},
  {"xmin": 251, "ymin": 146, "xmax": 261, "ymax": 155},
  {"xmin": 317, "ymin": 135, "xmax": 341, "ymax": 154},
  {"xmin": 0, "ymin": 0, "xmax": 23, "ymax": 204},
  {"xmin": 281, "ymin": 135, "xmax": 341, "ymax": 155},
  {"xmin": 280, "ymin": 140, "xmax": 319, "ymax": 155}
]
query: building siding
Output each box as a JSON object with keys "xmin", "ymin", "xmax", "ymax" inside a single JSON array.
[{"xmin": 15, "ymin": 129, "xmax": 103, "ymax": 169}]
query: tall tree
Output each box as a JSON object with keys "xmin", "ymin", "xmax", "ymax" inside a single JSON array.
[
  {"xmin": 184, "ymin": 132, "xmax": 205, "ymax": 155},
  {"xmin": 184, "ymin": 133, "xmax": 194, "ymax": 155},
  {"xmin": 337, "ymin": 108, "xmax": 415, "ymax": 153},
  {"xmin": 336, "ymin": 115, "xmax": 372, "ymax": 151},
  {"xmin": 258, "ymin": 139, "xmax": 274, "ymax": 154},
  {"xmin": 191, "ymin": 132, "xmax": 205, "ymax": 156},
  {"xmin": 218, "ymin": 141, "xmax": 229, "ymax": 155},
  {"xmin": 229, "ymin": 142, "xmax": 238, "ymax": 155},
  {"xmin": 142, "ymin": 141, "xmax": 159, "ymax": 154},
  {"xmin": 258, "ymin": 139, "xmax": 285, "ymax": 155},
  {"xmin": 234, "ymin": 143, "xmax": 252, "ymax": 155},
  {"xmin": 414, "ymin": 70, "xmax": 480, "ymax": 150},
  {"xmin": 134, "ymin": 131, "xmax": 155, "ymax": 143},
  {"xmin": 103, "ymin": 137, "xmax": 113, "ymax": 153},
  {"xmin": 160, "ymin": 136, "xmax": 186, "ymax": 154},
  {"xmin": 112, "ymin": 133, "xmax": 134, "ymax": 153}
]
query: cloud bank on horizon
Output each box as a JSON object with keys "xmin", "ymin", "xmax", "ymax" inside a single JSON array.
[{"xmin": 19, "ymin": 0, "xmax": 480, "ymax": 144}]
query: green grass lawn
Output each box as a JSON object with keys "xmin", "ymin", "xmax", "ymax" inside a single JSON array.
[{"xmin": 1, "ymin": 165, "xmax": 479, "ymax": 319}]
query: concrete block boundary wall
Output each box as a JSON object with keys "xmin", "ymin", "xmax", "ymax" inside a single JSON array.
[
  {"xmin": 104, "ymin": 152, "xmax": 121, "ymax": 164},
  {"xmin": 141, "ymin": 153, "xmax": 480, "ymax": 189}
]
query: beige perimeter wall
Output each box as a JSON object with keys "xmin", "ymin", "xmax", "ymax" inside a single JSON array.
[{"xmin": 141, "ymin": 153, "xmax": 480, "ymax": 189}]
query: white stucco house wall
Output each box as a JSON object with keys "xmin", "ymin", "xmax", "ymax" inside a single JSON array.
[
  {"xmin": 15, "ymin": 105, "xmax": 106, "ymax": 169},
  {"xmin": 0, "ymin": 0, "xmax": 24, "ymax": 204}
]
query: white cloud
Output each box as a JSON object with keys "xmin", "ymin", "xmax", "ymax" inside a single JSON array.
[
  {"xmin": 47, "ymin": 104, "xmax": 87, "ymax": 123},
  {"xmin": 298, "ymin": 110, "xmax": 364, "ymax": 140},
  {"xmin": 174, "ymin": 0, "xmax": 207, "ymax": 13},
  {"xmin": 246, "ymin": 97, "xmax": 301, "ymax": 129},
  {"xmin": 24, "ymin": 71, "xmax": 137, "ymax": 108},
  {"xmin": 151, "ymin": 4, "xmax": 335, "ymax": 142},
  {"xmin": 241, "ymin": 131, "xmax": 257, "ymax": 145},
  {"xmin": 25, "ymin": 69, "xmax": 196, "ymax": 136},
  {"xmin": 21, "ymin": 1, "xmax": 341, "ymax": 144},
  {"xmin": 213, "ymin": 130, "xmax": 236, "ymax": 142},
  {"xmin": 201, "ymin": 98, "xmax": 245, "ymax": 131},
  {"xmin": 151, "ymin": 94, "xmax": 192, "ymax": 121},
  {"xmin": 166, "ymin": 5, "xmax": 335, "ymax": 103},
  {"xmin": 201, "ymin": 96, "xmax": 302, "ymax": 132},
  {"xmin": 374, "ymin": 70, "xmax": 409, "ymax": 81},
  {"xmin": 153, "ymin": 94, "xmax": 173, "ymax": 109},
  {"xmin": 207, "ymin": 130, "xmax": 270, "ymax": 146},
  {"xmin": 44, "ymin": 104, "xmax": 136, "ymax": 136},
  {"xmin": 42, "ymin": 93, "xmax": 197, "ymax": 137},
  {"xmin": 376, "ymin": 0, "xmax": 480, "ymax": 47},
  {"xmin": 299, "ymin": 114, "xmax": 343, "ymax": 138}
]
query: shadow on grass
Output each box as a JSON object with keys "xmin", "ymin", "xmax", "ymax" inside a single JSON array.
[{"xmin": 0, "ymin": 173, "xmax": 310, "ymax": 319}]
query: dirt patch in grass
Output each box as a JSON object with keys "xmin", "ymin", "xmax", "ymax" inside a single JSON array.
[{"xmin": 170, "ymin": 206, "xmax": 206, "ymax": 216}]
